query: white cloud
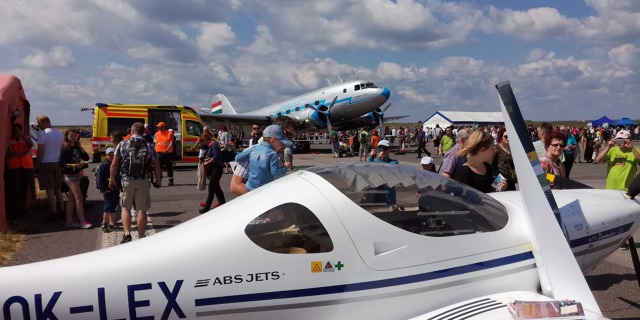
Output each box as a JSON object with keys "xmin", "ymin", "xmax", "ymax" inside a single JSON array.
[
  {"xmin": 607, "ymin": 44, "xmax": 639, "ymax": 67},
  {"xmin": 21, "ymin": 46, "xmax": 75, "ymax": 68},
  {"xmin": 196, "ymin": 22, "xmax": 236, "ymax": 55}
]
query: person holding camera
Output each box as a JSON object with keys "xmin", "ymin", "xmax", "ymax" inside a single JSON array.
[
  {"xmin": 59, "ymin": 128, "xmax": 92, "ymax": 229},
  {"xmin": 595, "ymin": 130, "xmax": 640, "ymax": 191}
]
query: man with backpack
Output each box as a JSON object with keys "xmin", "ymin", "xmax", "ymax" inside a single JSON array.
[
  {"xmin": 358, "ymin": 129, "xmax": 370, "ymax": 161},
  {"xmin": 109, "ymin": 122, "xmax": 161, "ymax": 244}
]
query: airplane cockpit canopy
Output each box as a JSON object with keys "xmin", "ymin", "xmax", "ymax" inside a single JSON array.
[
  {"xmin": 354, "ymin": 81, "xmax": 377, "ymax": 91},
  {"xmin": 307, "ymin": 162, "xmax": 509, "ymax": 237}
]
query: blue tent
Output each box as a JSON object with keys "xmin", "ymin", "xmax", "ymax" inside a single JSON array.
[
  {"xmin": 610, "ymin": 117, "xmax": 638, "ymax": 126},
  {"xmin": 591, "ymin": 116, "xmax": 613, "ymax": 127}
]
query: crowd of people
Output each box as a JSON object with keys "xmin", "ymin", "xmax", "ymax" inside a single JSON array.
[{"xmin": 6, "ymin": 115, "xmax": 640, "ymax": 245}]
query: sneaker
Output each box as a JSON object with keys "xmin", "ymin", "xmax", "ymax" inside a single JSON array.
[
  {"xmin": 121, "ymin": 234, "xmax": 132, "ymax": 244},
  {"xmin": 101, "ymin": 223, "xmax": 111, "ymax": 233},
  {"xmin": 198, "ymin": 207, "xmax": 209, "ymax": 214},
  {"xmin": 199, "ymin": 202, "xmax": 206, "ymax": 207},
  {"xmin": 65, "ymin": 222, "xmax": 81, "ymax": 228},
  {"xmin": 81, "ymin": 221, "xmax": 93, "ymax": 229},
  {"xmin": 109, "ymin": 224, "xmax": 117, "ymax": 230},
  {"xmin": 168, "ymin": 178, "xmax": 174, "ymax": 186},
  {"xmin": 211, "ymin": 202, "xmax": 222, "ymax": 209}
]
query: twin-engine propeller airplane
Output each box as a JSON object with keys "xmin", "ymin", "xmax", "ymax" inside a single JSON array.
[
  {"xmin": 2, "ymin": 83, "xmax": 638, "ymax": 319},
  {"xmin": 199, "ymin": 80, "xmax": 402, "ymax": 133}
]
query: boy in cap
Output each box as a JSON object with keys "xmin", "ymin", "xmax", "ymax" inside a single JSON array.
[
  {"xmin": 235, "ymin": 124, "xmax": 292, "ymax": 191},
  {"xmin": 96, "ymin": 147, "xmax": 119, "ymax": 232},
  {"xmin": 367, "ymin": 139, "xmax": 398, "ymax": 164},
  {"xmin": 595, "ymin": 130, "xmax": 640, "ymax": 191}
]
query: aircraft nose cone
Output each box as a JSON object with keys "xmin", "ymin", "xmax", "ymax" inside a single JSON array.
[{"xmin": 380, "ymin": 87, "xmax": 391, "ymax": 101}]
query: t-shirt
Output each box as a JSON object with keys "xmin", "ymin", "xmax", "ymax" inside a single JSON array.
[
  {"xmin": 37, "ymin": 128, "xmax": 64, "ymax": 163},
  {"xmin": 440, "ymin": 135, "xmax": 455, "ymax": 154},
  {"xmin": 604, "ymin": 146, "xmax": 640, "ymax": 191},
  {"xmin": 453, "ymin": 162, "xmax": 496, "ymax": 193}
]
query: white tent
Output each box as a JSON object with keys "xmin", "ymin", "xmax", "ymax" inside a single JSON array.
[{"xmin": 422, "ymin": 111, "xmax": 504, "ymax": 131}]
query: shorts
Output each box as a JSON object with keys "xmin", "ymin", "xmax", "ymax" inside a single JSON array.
[
  {"xmin": 103, "ymin": 190, "xmax": 120, "ymax": 213},
  {"xmin": 359, "ymin": 143, "xmax": 369, "ymax": 155},
  {"xmin": 38, "ymin": 162, "xmax": 62, "ymax": 191},
  {"xmin": 120, "ymin": 179, "xmax": 151, "ymax": 212},
  {"xmin": 233, "ymin": 160, "xmax": 249, "ymax": 179},
  {"xmin": 64, "ymin": 174, "xmax": 82, "ymax": 183}
]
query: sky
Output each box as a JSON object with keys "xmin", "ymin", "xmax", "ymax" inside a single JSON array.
[{"xmin": 1, "ymin": 0, "xmax": 638, "ymax": 125}]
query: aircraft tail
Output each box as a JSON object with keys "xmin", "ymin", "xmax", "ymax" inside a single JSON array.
[{"xmin": 211, "ymin": 94, "xmax": 237, "ymax": 115}]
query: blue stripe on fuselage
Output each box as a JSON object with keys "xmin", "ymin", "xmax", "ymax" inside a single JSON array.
[
  {"xmin": 195, "ymin": 251, "xmax": 534, "ymax": 307},
  {"xmin": 271, "ymin": 90, "xmax": 383, "ymax": 118},
  {"xmin": 568, "ymin": 222, "xmax": 633, "ymax": 248}
]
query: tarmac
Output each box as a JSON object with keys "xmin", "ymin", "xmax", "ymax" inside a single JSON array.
[{"xmin": 6, "ymin": 142, "xmax": 640, "ymax": 319}]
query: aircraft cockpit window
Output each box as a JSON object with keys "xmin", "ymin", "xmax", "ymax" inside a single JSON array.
[
  {"xmin": 245, "ymin": 203, "xmax": 334, "ymax": 254},
  {"xmin": 307, "ymin": 163, "xmax": 508, "ymax": 237},
  {"xmin": 354, "ymin": 84, "xmax": 360, "ymax": 91}
]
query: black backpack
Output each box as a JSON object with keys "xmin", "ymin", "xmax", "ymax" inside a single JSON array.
[
  {"xmin": 121, "ymin": 139, "xmax": 150, "ymax": 179},
  {"xmin": 359, "ymin": 132, "xmax": 368, "ymax": 143}
]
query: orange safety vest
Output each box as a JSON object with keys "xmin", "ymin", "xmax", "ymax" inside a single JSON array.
[
  {"xmin": 155, "ymin": 130, "xmax": 174, "ymax": 153},
  {"xmin": 6, "ymin": 137, "xmax": 34, "ymax": 169}
]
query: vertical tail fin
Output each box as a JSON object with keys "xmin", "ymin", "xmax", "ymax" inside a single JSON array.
[
  {"xmin": 211, "ymin": 94, "xmax": 237, "ymax": 115},
  {"xmin": 496, "ymin": 81, "xmax": 602, "ymax": 316}
]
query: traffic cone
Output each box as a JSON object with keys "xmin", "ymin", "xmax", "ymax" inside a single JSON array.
[{"xmin": 396, "ymin": 140, "xmax": 406, "ymax": 155}]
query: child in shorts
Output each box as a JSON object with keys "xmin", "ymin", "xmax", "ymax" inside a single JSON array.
[{"xmin": 96, "ymin": 147, "xmax": 120, "ymax": 232}]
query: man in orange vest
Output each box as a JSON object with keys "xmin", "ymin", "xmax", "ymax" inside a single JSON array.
[
  {"xmin": 5, "ymin": 123, "xmax": 34, "ymax": 221},
  {"xmin": 154, "ymin": 122, "xmax": 174, "ymax": 186}
]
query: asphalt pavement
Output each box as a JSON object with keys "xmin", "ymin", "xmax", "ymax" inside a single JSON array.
[{"xmin": 7, "ymin": 142, "xmax": 640, "ymax": 319}]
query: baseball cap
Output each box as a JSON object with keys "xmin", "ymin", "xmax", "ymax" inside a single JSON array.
[
  {"xmin": 156, "ymin": 122, "xmax": 166, "ymax": 127},
  {"xmin": 420, "ymin": 156, "xmax": 434, "ymax": 165},
  {"xmin": 262, "ymin": 125, "xmax": 292, "ymax": 146},
  {"xmin": 615, "ymin": 130, "xmax": 630, "ymax": 139},
  {"xmin": 378, "ymin": 140, "xmax": 390, "ymax": 148},
  {"xmin": 144, "ymin": 123, "xmax": 149, "ymax": 128},
  {"xmin": 106, "ymin": 147, "xmax": 115, "ymax": 155}
]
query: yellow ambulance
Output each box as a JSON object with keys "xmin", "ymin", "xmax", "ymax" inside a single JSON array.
[{"xmin": 90, "ymin": 103, "xmax": 206, "ymax": 163}]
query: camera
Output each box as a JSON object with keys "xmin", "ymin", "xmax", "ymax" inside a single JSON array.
[{"xmin": 615, "ymin": 138, "xmax": 624, "ymax": 145}]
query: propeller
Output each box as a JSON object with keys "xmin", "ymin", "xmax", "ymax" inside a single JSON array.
[
  {"xmin": 376, "ymin": 103, "xmax": 391, "ymax": 134},
  {"xmin": 308, "ymin": 96, "xmax": 338, "ymax": 132}
]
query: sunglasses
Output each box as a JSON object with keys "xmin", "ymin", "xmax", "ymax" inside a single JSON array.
[
  {"xmin": 252, "ymin": 127, "xmax": 259, "ymax": 130},
  {"xmin": 377, "ymin": 146, "xmax": 389, "ymax": 151},
  {"xmin": 503, "ymin": 135, "xmax": 509, "ymax": 139},
  {"xmin": 550, "ymin": 143, "xmax": 565, "ymax": 148}
]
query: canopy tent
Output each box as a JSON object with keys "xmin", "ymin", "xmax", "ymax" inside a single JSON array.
[
  {"xmin": 422, "ymin": 111, "xmax": 504, "ymax": 131},
  {"xmin": 610, "ymin": 117, "xmax": 638, "ymax": 127},
  {"xmin": 591, "ymin": 116, "xmax": 613, "ymax": 127},
  {"xmin": 0, "ymin": 75, "xmax": 30, "ymax": 232}
]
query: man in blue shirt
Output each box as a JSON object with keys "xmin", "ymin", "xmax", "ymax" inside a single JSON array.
[
  {"xmin": 367, "ymin": 139, "xmax": 399, "ymax": 164},
  {"xmin": 235, "ymin": 125, "xmax": 292, "ymax": 191}
]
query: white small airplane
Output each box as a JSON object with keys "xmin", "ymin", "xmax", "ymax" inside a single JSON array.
[
  {"xmin": 2, "ymin": 83, "xmax": 638, "ymax": 319},
  {"xmin": 199, "ymin": 80, "xmax": 398, "ymax": 132}
]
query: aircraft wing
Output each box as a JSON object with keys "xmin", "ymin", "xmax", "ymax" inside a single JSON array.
[
  {"xmin": 382, "ymin": 115, "xmax": 409, "ymax": 122},
  {"xmin": 198, "ymin": 113, "xmax": 272, "ymax": 126}
]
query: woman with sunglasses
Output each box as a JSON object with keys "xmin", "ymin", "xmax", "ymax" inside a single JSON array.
[{"xmin": 539, "ymin": 131, "xmax": 567, "ymax": 188}]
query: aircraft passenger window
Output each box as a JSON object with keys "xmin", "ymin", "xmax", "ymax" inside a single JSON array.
[
  {"xmin": 295, "ymin": 106, "xmax": 300, "ymax": 112},
  {"xmin": 343, "ymin": 88, "xmax": 347, "ymax": 93},
  {"xmin": 308, "ymin": 164, "xmax": 509, "ymax": 237},
  {"xmin": 315, "ymin": 101, "xmax": 319, "ymax": 105},
  {"xmin": 245, "ymin": 203, "xmax": 334, "ymax": 254},
  {"xmin": 286, "ymin": 109, "xmax": 291, "ymax": 114}
]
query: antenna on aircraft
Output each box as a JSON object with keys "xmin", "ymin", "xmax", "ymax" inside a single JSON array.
[
  {"xmin": 338, "ymin": 75, "xmax": 343, "ymax": 83},
  {"xmin": 326, "ymin": 78, "xmax": 332, "ymax": 86}
]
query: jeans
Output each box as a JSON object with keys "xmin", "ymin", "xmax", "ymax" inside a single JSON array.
[{"xmin": 204, "ymin": 165, "xmax": 225, "ymax": 209}]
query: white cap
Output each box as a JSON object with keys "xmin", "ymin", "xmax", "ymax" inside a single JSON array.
[
  {"xmin": 105, "ymin": 147, "xmax": 116, "ymax": 155},
  {"xmin": 378, "ymin": 140, "xmax": 390, "ymax": 147},
  {"xmin": 168, "ymin": 128, "xmax": 174, "ymax": 132},
  {"xmin": 420, "ymin": 156, "xmax": 434, "ymax": 165},
  {"xmin": 616, "ymin": 130, "xmax": 630, "ymax": 139}
]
